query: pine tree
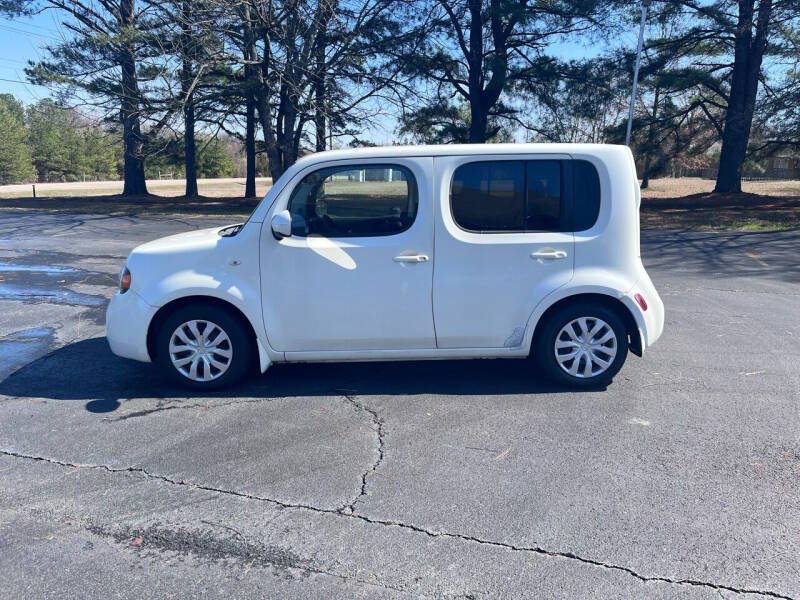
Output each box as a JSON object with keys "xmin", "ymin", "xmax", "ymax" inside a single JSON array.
[{"xmin": 0, "ymin": 94, "xmax": 34, "ymax": 184}]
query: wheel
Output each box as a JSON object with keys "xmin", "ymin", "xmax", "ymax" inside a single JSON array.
[
  {"xmin": 534, "ymin": 302, "xmax": 628, "ymax": 388},
  {"xmin": 154, "ymin": 303, "xmax": 253, "ymax": 390}
]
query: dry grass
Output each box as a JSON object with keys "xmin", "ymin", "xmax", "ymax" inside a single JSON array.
[
  {"xmin": 640, "ymin": 177, "xmax": 800, "ymax": 200},
  {"xmin": 0, "ymin": 176, "xmax": 798, "ymax": 230},
  {"xmin": 641, "ymin": 179, "xmax": 800, "ymax": 230},
  {"xmin": 0, "ymin": 177, "xmax": 273, "ymax": 199}
]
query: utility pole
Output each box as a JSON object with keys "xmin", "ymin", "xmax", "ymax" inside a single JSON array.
[{"xmin": 625, "ymin": 0, "xmax": 651, "ymax": 146}]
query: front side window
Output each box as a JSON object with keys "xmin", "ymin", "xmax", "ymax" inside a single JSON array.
[
  {"xmin": 288, "ymin": 164, "xmax": 418, "ymax": 237},
  {"xmin": 451, "ymin": 160, "xmax": 563, "ymax": 232}
]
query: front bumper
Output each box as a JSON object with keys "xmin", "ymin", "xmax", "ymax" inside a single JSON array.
[{"xmin": 105, "ymin": 289, "xmax": 157, "ymax": 362}]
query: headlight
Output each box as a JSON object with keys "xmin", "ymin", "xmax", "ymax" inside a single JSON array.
[{"xmin": 119, "ymin": 266, "xmax": 132, "ymax": 293}]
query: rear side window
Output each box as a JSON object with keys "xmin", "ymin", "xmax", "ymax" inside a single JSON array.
[
  {"xmin": 526, "ymin": 161, "xmax": 562, "ymax": 231},
  {"xmin": 450, "ymin": 159, "xmax": 601, "ymax": 233},
  {"xmin": 288, "ymin": 164, "xmax": 417, "ymax": 237},
  {"xmin": 450, "ymin": 161, "xmax": 526, "ymax": 231},
  {"xmin": 451, "ymin": 160, "xmax": 564, "ymax": 232}
]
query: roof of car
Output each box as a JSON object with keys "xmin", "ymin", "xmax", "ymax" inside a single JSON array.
[{"xmin": 294, "ymin": 143, "xmax": 631, "ymax": 167}]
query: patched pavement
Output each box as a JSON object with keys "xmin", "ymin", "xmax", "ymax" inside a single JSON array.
[{"xmin": 1, "ymin": 210, "xmax": 798, "ymax": 599}]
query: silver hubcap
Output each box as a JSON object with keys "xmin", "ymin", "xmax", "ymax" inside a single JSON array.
[
  {"xmin": 169, "ymin": 320, "xmax": 233, "ymax": 382},
  {"xmin": 554, "ymin": 317, "xmax": 617, "ymax": 378}
]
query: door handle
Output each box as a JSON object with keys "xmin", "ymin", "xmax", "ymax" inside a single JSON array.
[
  {"xmin": 531, "ymin": 248, "xmax": 568, "ymax": 260},
  {"xmin": 393, "ymin": 254, "xmax": 429, "ymax": 263}
]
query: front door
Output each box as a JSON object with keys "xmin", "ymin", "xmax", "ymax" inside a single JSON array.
[
  {"xmin": 432, "ymin": 155, "xmax": 575, "ymax": 348},
  {"xmin": 260, "ymin": 157, "xmax": 435, "ymax": 352}
]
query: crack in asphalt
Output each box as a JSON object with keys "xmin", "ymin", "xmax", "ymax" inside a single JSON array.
[
  {"xmin": 0, "ymin": 448, "xmax": 793, "ymax": 599},
  {"xmin": 336, "ymin": 390, "xmax": 386, "ymax": 514},
  {"xmin": 101, "ymin": 396, "xmax": 276, "ymax": 422}
]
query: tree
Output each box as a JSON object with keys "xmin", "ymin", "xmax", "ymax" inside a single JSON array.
[
  {"xmin": 0, "ymin": 94, "xmax": 34, "ymax": 184},
  {"xmin": 26, "ymin": 98, "xmax": 121, "ymax": 181},
  {"xmin": 5, "ymin": 0, "xmax": 161, "ymax": 195},
  {"xmin": 399, "ymin": 0, "xmax": 609, "ymax": 143},
  {"xmin": 27, "ymin": 99, "xmax": 80, "ymax": 181},
  {"xmin": 233, "ymin": 0, "xmax": 415, "ymax": 179},
  {"xmin": 641, "ymin": 0, "xmax": 798, "ymax": 193},
  {"xmin": 714, "ymin": 0, "xmax": 774, "ymax": 192},
  {"xmin": 156, "ymin": 0, "xmax": 228, "ymax": 197},
  {"xmin": 196, "ymin": 137, "xmax": 236, "ymax": 177}
]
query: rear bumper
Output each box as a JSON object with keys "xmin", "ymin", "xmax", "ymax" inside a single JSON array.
[
  {"xmin": 105, "ymin": 290, "xmax": 157, "ymax": 362},
  {"xmin": 623, "ymin": 274, "xmax": 665, "ymax": 351}
]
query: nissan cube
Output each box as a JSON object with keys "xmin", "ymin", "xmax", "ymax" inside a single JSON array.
[{"xmin": 106, "ymin": 144, "xmax": 664, "ymax": 389}]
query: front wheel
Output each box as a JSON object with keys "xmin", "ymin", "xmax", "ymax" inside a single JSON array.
[
  {"xmin": 534, "ymin": 303, "xmax": 628, "ymax": 388},
  {"xmin": 154, "ymin": 303, "xmax": 253, "ymax": 390}
]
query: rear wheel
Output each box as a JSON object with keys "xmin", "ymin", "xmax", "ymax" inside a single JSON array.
[
  {"xmin": 534, "ymin": 302, "xmax": 628, "ymax": 388},
  {"xmin": 154, "ymin": 303, "xmax": 253, "ymax": 390}
]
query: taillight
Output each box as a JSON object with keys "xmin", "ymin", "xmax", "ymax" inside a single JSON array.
[
  {"xmin": 119, "ymin": 267, "xmax": 131, "ymax": 293},
  {"xmin": 634, "ymin": 292, "xmax": 647, "ymax": 311}
]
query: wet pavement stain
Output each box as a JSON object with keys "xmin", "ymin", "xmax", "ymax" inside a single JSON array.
[
  {"xmin": 0, "ymin": 282, "xmax": 108, "ymax": 307},
  {"xmin": 0, "ymin": 327, "xmax": 57, "ymax": 379},
  {"xmin": 0, "ymin": 261, "xmax": 95, "ymax": 275},
  {"xmin": 0, "ymin": 252, "xmax": 115, "ymax": 308}
]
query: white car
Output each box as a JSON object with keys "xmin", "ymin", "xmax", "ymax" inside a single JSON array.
[{"xmin": 106, "ymin": 144, "xmax": 664, "ymax": 390}]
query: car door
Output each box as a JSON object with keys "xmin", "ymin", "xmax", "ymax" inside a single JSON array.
[
  {"xmin": 432, "ymin": 155, "xmax": 575, "ymax": 348},
  {"xmin": 260, "ymin": 157, "xmax": 436, "ymax": 352}
]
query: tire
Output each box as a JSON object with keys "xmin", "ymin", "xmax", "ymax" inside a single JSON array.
[
  {"xmin": 534, "ymin": 302, "xmax": 628, "ymax": 389},
  {"xmin": 154, "ymin": 302, "xmax": 253, "ymax": 390}
]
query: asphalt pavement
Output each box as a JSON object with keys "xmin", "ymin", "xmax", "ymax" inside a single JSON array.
[{"xmin": 0, "ymin": 209, "xmax": 798, "ymax": 599}]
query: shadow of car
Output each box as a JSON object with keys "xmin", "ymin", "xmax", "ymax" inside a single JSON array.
[{"xmin": 0, "ymin": 337, "xmax": 580, "ymax": 414}]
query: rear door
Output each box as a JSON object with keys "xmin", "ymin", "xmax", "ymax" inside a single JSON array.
[{"xmin": 432, "ymin": 155, "xmax": 574, "ymax": 348}]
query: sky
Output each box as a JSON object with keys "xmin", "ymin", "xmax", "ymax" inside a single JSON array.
[{"xmin": 0, "ymin": 12, "xmax": 67, "ymax": 105}]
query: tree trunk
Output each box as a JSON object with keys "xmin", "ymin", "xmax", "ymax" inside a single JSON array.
[
  {"xmin": 466, "ymin": 0, "xmax": 486, "ymax": 143},
  {"xmin": 640, "ymin": 87, "xmax": 660, "ymax": 190},
  {"xmin": 465, "ymin": 0, "xmax": 508, "ymax": 144},
  {"xmin": 313, "ymin": 33, "xmax": 326, "ymax": 152},
  {"xmin": 714, "ymin": 0, "xmax": 772, "ymax": 193},
  {"xmin": 181, "ymin": 0, "xmax": 198, "ymax": 198},
  {"xmin": 119, "ymin": 0, "xmax": 147, "ymax": 196},
  {"xmin": 183, "ymin": 101, "xmax": 198, "ymax": 198},
  {"xmin": 245, "ymin": 93, "xmax": 256, "ymax": 198},
  {"xmin": 250, "ymin": 19, "xmax": 282, "ymax": 180},
  {"xmin": 641, "ymin": 167, "xmax": 650, "ymax": 189}
]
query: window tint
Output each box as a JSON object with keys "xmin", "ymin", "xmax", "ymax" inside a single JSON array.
[
  {"xmin": 288, "ymin": 164, "xmax": 417, "ymax": 237},
  {"xmin": 451, "ymin": 160, "xmax": 562, "ymax": 232},
  {"xmin": 451, "ymin": 161, "xmax": 525, "ymax": 231},
  {"xmin": 573, "ymin": 160, "xmax": 600, "ymax": 231},
  {"xmin": 451, "ymin": 159, "xmax": 602, "ymax": 233},
  {"xmin": 526, "ymin": 161, "xmax": 562, "ymax": 231}
]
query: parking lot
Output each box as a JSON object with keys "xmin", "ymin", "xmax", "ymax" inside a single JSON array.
[{"xmin": 1, "ymin": 209, "xmax": 798, "ymax": 599}]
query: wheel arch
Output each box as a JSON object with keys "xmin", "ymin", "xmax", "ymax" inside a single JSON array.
[
  {"xmin": 146, "ymin": 295, "xmax": 260, "ymax": 362},
  {"xmin": 529, "ymin": 292, "xmax": 643, "ymax": 358}
]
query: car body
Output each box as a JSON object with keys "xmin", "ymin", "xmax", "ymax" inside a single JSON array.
[{"xmin": 106, "ymin": 143, "xmax": 664, "ymax": 389}]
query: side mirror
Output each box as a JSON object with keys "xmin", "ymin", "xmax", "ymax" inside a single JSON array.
[{"xmin": 271, "ymin": 210, "xmax": 292, "ymax": 240}]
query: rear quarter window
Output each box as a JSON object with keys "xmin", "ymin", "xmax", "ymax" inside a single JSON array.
[{"xmin": 572, "ymin": 160, "xmax": 601, "ymax": 232}]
